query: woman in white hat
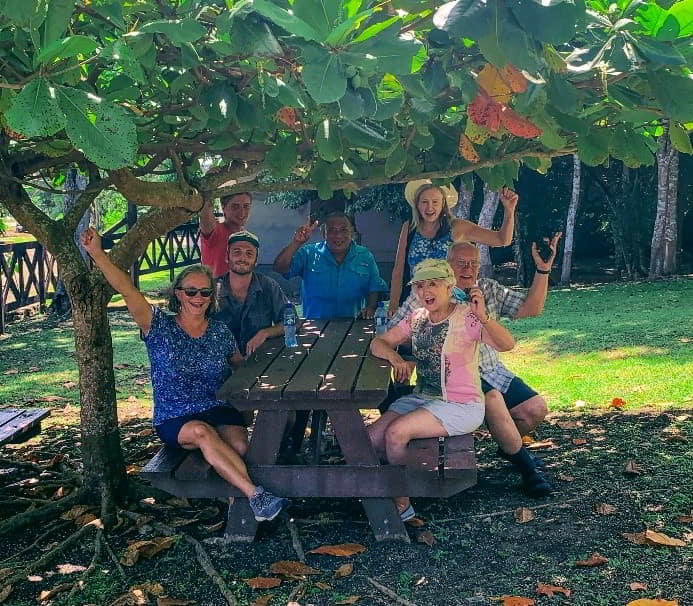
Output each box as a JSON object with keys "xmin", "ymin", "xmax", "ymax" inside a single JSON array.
[{"xmin": 389, "ymin": 179, "xmax": 518, "ymax": 317}]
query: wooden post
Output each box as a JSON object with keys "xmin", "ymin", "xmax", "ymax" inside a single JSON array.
[
  {"xmin": 0, "ymin": 258, "xmax": 5, "ymax": 335},
  {"xmin": 169, "ymin": 233, "xmax": 175, "ymax": 282},
  {"xmin": 126, "ymin": 203, "xmax": 139, "ymax": 289},
  {"xmin": 37, "ymin": 243, "xmax": 46, "ymax": 311}
]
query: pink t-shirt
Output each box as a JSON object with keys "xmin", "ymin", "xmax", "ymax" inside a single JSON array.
[
  {"xmin": 200, "ymin": 222, "xmax": 234, "ymax": 278},
  {"xmin": 389, "ymin": 304, "xmax": 497, "ymax": 404}
]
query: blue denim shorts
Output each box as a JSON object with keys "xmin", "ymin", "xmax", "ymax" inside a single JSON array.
[
  {"xmin": 389, "ymin": 393, "xmax": 484, "ymax": 436},
  {"xmin": 155, "ymin": 406, "xmax": 246, "ymax": 447}
]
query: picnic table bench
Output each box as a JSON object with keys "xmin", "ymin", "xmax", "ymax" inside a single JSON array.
[
  {"xmin": 0, "ymin": 408, "xmax": 51, "ymax": 446},
  {"xmin": 142, "ymin": 318, "xmax": 477, "ymax": 542}
]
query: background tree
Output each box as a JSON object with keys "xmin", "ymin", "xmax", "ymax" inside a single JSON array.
[
  {"xmin": 561, "ymin": 154, "xmax": 582, "ymax": 284},
  {"xmin": 1, "ymin": 0, "xmax": 693, "ymax": 532}
]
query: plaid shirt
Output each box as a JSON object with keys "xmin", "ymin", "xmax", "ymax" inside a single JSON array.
[{"xmin": 387, "ymin": 278, "xmax": 526, "ymax": 393}]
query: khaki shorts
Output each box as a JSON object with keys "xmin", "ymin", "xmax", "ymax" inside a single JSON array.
[{"xmin": 388, "ymin": 393, "xmax": 484, "ymax": 436}]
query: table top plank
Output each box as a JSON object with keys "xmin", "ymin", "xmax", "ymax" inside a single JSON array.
[
  {"xmin": 353, "ymin": 353, "xmax": 391, "ymax": 402},
  {"xmin": 217, "ymin": 320, "xmax": 307, "ymax": 401},
  {"xmin": 283, "ymin": 319, "xmax": 353, "ymax": 400},
  {"xmin": 0, "ymin": 408, "xmax": 51, "ymax": 446},
  {"xmin": 318, "ymin": 320, "xmax": 373, "ymax": 400},
  {"xmin": 248, "ymin": 319, "xmax": 327, "ymax": 400},
  {"xmin": 0, "ymin": 410, "xmax": 24, "ymax": 427}
]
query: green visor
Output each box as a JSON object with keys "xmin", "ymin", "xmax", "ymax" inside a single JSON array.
[{"xmin": 409, "ymin": 259, "xmax": 455, "ymax": 285}]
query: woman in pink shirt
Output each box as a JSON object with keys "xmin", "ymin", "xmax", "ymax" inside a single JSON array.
[{"xmin": 368, "ymin": 258, "xmax": 515, "ymax": 521}]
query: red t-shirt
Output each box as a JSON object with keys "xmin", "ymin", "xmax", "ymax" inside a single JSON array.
[{"xmin": 200, "ymin": 222, "xmax": 234, "ymax": 278}]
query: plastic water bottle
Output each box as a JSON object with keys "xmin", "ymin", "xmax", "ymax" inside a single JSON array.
[
  {"xmin": 374, "ymin": 301, "xmax": 387, "ymax": 336},
  {"xmin": 283, "ymin": 303, "xmax": 298, "ymax": 348}
]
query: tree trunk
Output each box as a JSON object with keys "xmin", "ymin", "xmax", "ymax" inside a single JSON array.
[
  {"xmin": 513, "ymin": 211, "xmax": 531, "ymax": 286},
  {"xmin": 561, "ymin": 154, "xmax": 581, "ymax": 284},
  {"xmin": 67, "ymin": 271, "xmax": 127, "ymax": 523},
  {"xmin": 454, "ymin": 180, "xmax": 473, "ymax": 220},
  {"xmin": 478, "ymin": 185, "xmax": 499, "ymax": 278},
  {"xmin": 650, "ymin": 131, "xmax": 678, "ymax": 278}
]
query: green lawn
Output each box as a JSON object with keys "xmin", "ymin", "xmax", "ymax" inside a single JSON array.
[{"xmin": 1, "ymin": 277, "xmax": 693, "ymax": 413}]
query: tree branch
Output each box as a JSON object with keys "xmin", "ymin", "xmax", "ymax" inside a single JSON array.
[
  {"xmin": 109, "ymin": 168, "xmax": 203, "ymax": 211},
  {"xmin": 198, "ymin": 161, "xmax": 265, "ymax": 194},
  {"xmin": 64, "ymin": 164, "xmax": 104, "ymax": 233}
]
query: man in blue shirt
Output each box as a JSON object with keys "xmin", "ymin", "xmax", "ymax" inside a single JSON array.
[{"xmin": 273, "ymin": 212, "xmax": 388, "ymax": 319}]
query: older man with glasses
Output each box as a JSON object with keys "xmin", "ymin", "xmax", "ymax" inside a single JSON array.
[{"xmin": 387, "ymin": 235, "xmax": 562, "ymax": 497}]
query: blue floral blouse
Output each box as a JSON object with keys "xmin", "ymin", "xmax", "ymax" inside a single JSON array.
[
  {"xmin": 142, "ymin": 307, "xmax": 238, "ymax": 426},
  {"xmin": 407, "ymin": 229, "xmax": 454, "ymax": 274}
]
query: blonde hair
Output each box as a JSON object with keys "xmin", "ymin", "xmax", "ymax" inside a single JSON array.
[
  {"xmin": 409, "ymin": 184, "xmax": 453, "ymax": 232},
  {"xmin": 167, "ymin": 264, "xmax": 218, "ymax": 318}
]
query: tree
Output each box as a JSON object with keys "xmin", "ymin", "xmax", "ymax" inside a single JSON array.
[
  {"xmin": 561, "ymin": 155, "xmax": 581, "ymax": 284},
  {"xmin": 1, "ymin": 0, "xmax": 693, "ymax": 533},
  {"xmin": 478, "ymin": 185, "xmax": 500, "ymax": 278}
]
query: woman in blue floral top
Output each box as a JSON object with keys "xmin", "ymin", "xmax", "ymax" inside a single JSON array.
[
  {"xmin": 82, "ymin": 228, "xmax": 288, "ymax": 522},
  {"xmin": 389, "ymin": 179, "xmax": 519, "ymax": 316}
]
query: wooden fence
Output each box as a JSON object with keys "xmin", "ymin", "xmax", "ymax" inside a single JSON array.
[{"xmin": 0, "ymin": 210, "xmax": 203, "ymax": 333}]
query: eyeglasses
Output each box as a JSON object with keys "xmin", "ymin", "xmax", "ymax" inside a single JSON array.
[
  {"xmin": 451, "ymin": 259, "xmax": 480, "ymax": 269},
  {"xmin": 176, "ymin": 287, "xmax": 213, "ymax": 298}
]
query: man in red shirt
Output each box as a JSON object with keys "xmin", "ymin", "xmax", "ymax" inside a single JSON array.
[{"xmin": 199, "ymin": 192, "xmax": 253, "ymax": 278}]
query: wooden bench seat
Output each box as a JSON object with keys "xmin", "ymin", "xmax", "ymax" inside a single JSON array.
[{"xmin": 0, "ymin": 408, "xmax": 51, "ymax": 446}]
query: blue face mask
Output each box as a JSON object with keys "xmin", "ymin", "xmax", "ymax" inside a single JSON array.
[{"xmin": 452, "ymin": 286, "xmax": 468, "ymax": 303}]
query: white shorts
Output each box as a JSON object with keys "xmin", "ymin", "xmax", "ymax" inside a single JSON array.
[{"xmin": 388, "ymin": 393, "xmax": 484, "ymax": 436}]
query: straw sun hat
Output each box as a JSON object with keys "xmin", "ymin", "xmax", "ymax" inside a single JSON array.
[{"xmin": 404, "ymin": 179, "xmax": 458, "ymax": 210}]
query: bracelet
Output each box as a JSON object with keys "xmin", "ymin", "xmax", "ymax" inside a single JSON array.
[
  {"xmin": 480, "ymin": 314, "xmax": 491, "ymax": 325},
  {"xmin": 536, "ymin": 268, "xmax": 551, "ymax": 275}
]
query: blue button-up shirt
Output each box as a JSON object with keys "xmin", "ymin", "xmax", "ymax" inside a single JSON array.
[{"xmin": 287, "ymin": 241, "xmax": 388, "ymax": 319}]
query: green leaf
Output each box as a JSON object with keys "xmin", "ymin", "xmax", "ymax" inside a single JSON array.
[
  {"xmin": 357, "ymin": 87, "xmax": 377, "ymax": 117},
  {"xmin": 476, "ymin": 161, "xmax": 519, "ymax": 189},
  {"xmin": 43, "ymin": 0, "xmax": 75, "ymax": 47},
  {"xmin": 251, "ymin": 0, "xmax": 323, "ymax": 41},
  {"xmin": 266, "ymin": 135, "xmax": 298, "ymax": 178},
  {"xmin": 293, "ymin": 0, "xmax": 340, "ymax": 41},
  {"xmin": 302, "ymin": 47, "xmax": 347, "ymax": 103},
  {"xmin": 338, "ymin": 89, "xmax": 365, "ymax": 120},
  {"xmin": 576, "ymin": 128, "xmax": 611, "ymax": 166},
  {"xmin": 341, "ymin": 119, "xmax": 391, "ymax": 150},
  {"xmin": 669, "ymin": 122, "xmax": 693, "ymax": 154},
  {"xmin": 91, "ymin": 1, "xmax": 125, "ymax": 31},
  {"xmin": 139, "ymin": 19, "xmax": 207, "ymax": 46},
  {"xmin": 447, "ymin": 70, "xmax": 477, "ymax": 103},
  {"xmin": 349, "ymin": 27, "xmax": 422, "ymax": 75},
  {"xmin": 1, "ymin": 0, "xmax": 47, "ymax": 27},
  {"xmin": 351, "ymin": 15, "xmax": 399, "ymax": 44},
  {"xmin": 511, "ymin": 0, "xmax": 579, "ymax": 44},
  {"xmin": 56, "ymin": 86, "xmax": 137, "ymax": 169},
  {"xmin": 421, "ymin": 61, "xmax": 447, "ymax": 97},
  {"xmin": 384, "ymin": 142, "xmax": 407, "ymax": 177},
  {"xmin": 478, "ymin": 19, "xmax": 542, "ymax": 72},
  {"xmin": 201, "ymin": 83, "xmax": 238, "ymax": 123},
  {"xmin": 5, "ymin": 77, "xmax": 66, "ymax": 137},
  {"xmin": 325, "ymin": 8, "xmax": 375, "ymax": 46},
  {"xmin": 36, "ymin": 35, "xmax": 98, "ymax": 65},
  {"xmin": 180, "ymin": 42, "xmax": 201, "ymax": 68},
  {"xmin": 433, "ymin": 0, "xmax": 494, "ymax": 41},
  {"xmin": 230, "ymin": 19, "xmax": 282, "ymax": 56},
  {"xmin": 547, "ymin": 76, "xmax": 579, "ymax": 113},
  {"xmin": 315, "ymin": 118, "xmax": 343, "ymax": 161},
  {"xmin": 101, "ymin": 40, "xmax": 146, "ymax": 84},
  {"xmin": 633, "ymin": 37, "xmax": 686, "ymax": 65},
  {"xmin": 311, "ymin": 160, "xmax": 334, "ymax": 199},
  {"xmin": 276, "ymin": 76, "xmax": 307, "ymax": 108},
  {"xmin": 669, "ymin": 0, "xmax": 693, "ymax": 38},
  {"xmin": 648, "ymin": 71, "xmax": 693, "ymax": 122}
]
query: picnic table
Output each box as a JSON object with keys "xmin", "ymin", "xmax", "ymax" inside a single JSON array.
[
  {"xmin": 142, "ymin": 318, "xmax": 477, "ymax": 542},
  {"xmin": 0, "ymin": 408, "xmax": 51, "ymax": 446}
]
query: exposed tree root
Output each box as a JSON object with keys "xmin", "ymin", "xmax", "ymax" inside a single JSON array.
[
  {"xmin": 365, "ymin": 576, "xmax": 419, "ymax": 606},
  {"xmin": 0, "ymin": 519, "xmax": 72, "ymax": 565},
  {"xmin": 67, "ymin": 527, "xmax": 103, "ymax": 598},
  {"xmin": 120, "ymin": 510, "xmax": 238, "ymax": 606},
  {"xmin": 0, "ymin": 487, "xmax": 86, "ymax": 537},
  {"xmin": 287, "ymin": 517, "xmax": 306, "ymax": 563}
]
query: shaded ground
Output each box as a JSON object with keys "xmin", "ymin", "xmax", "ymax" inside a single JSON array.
[{"xmin": 1, "ymin": 405, "xmax": 692, "ymax": 606}]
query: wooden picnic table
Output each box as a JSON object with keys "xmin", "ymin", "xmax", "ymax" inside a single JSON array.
[
  {"xmin": 0, "ymin": 408, "xmax": 51, "ymax": 446},
  {"xmin": 142, "ymin": 318, "xmax": 477, "ymax": 543}
]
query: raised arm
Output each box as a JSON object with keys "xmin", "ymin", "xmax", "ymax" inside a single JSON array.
[
  {"xmin": 199, "ymin": 195, "xmax": 218, "ymax": 236},
  {"xmin": 515, "ymin": 232, "xmax": 562, "ymax": 319},
  {"xmin": 452, "ymin": 187, "xmax": 518, "ymax": 247},
  {"xmin": 273, "ymin": 220, "xmax": 318, "ymax": 273},
  {"xmin": 82, "ymin": 228, "xmax": 153, "ymax": 333},
  {"xmin": 388, "ymin": 221, "xmax": 409, "ymax": 317},
  {"xmin": 468, "ymin": 286, "xmax": 515, "ymax": 352}
]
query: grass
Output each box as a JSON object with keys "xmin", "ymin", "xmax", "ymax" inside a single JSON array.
[{"xmin": 2, "ymin": 276, "xmax": 693, "ymax": 412}]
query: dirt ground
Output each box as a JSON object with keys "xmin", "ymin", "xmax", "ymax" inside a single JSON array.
[{"xmin": 1, "ymin": 405, "xmax": 691, "ymax": 606}]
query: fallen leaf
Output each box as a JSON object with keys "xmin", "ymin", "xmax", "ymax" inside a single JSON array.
[
  {"xmin": 536, "ymin": 583, "xmax": 571, "ymax": 597},
  {"xmin": 62, "ymin": 381, "xmax": 77, "ymax": 389},
  {"xmin": 556, "ymin": 421, "xmax": 580, "ymax": 430},
  {"xmin": 624, "ymin": 460, "xmax": 644, "ymax": 475},
  {"xmin": 575, "ymin": 552, "xmax": 608, "ymax": 567},
  {"xmin": 75, "ymin": 513, "xmax": 98, "ymax": 527},
  {"xmin": 27, "ymin": 576, "xmax": 42, "ymax": 582},
  {"xmin": 60, "ymin": 505, "xmax": 91, "ymax": 522},
  {"xmin": 610, "ymin": 397, "xmax": 627, "ymax": 409},
  {"xmin": 526, "ymin": 440, "xmax": 555, "ymax": 450},
  {"xmin": 135, "ymin": 377, "xmax": 149, "ymax": 385},
  {"xmin": 334, "ymin": 563, "xmax": 353, "ymax": 578},
  {"xmin": 37, "ymin": 395, "xmax": 66, "ymax": 402},
  {"xmin": 415, "ymin": 530, "xmax": 437, "ymax": 546},
  {"xmin": 626, "ymin": 600, "xmax": 678, "ymax": 606},
  {"xmin": 120, "ymin": 536, "xmax": 177, "ymax": 566},
  {"xmin": 502, "ymin": 597, "xmax": 535, "ymax": 606},
  {"xmin": 269, "ymin": 561, "xmax": 320, "ymax": 577},
  {"xmin": 28, "ymin": 366, "xmax": 40, "ymax": 372},
  {"xmin": 623, "ymin": 530, "xmax": 686, "ymax": 547},
  {"xmin": 0, "ymin": 585, "xmax": 11, "ymax": 604},
  {"xmin": 52, "ymin": 486, "xmax": 66, "ymax": 499},
  {"xmin": 558, "ymin": 473, "xmax": 575, "ymax": 482},
  {"xmin": 675, "ymin": 515, "xmax": 693, "ymax": 523},
  {"xmin": 521, "ymin": 435, "xmax": 534, "ymax": 445},
  {"xmin": 245, "ymin": 577, "xmax": 281, "ymax": 589},
  {"xmin": 126, "ymin": 465, "xmax": 142, "ymax": 476},
  {"xmin": 514, "ymin": 507, "xmax": 535, "ymax": 524},
  {"xmin": 314, "ymin": 582, "xmax": 331, "ymax": 590},
  {"xmin": 114, "ymin": 363, "xmax": 130, "ymax": 370},
  {"xmin": 38, "ymin": 583, "xmax": 72, "ymax": 601},
  {"xmin": 56, "ymin": 564, "xmax": 86, "ymax": 575},
  {"xmin": 3, "ymin": 369, "xmax": 18, "ymax": 375},
  {"xmin": 405, "ymin": 517, "xmax": 425, "ymax": 527},
  {"xmin": 629, "ymin": 583, "xmax": 648, "ymax": 591},
  {"xmin": 136, "ymin": 428, "xmax": 153, "ymax": 438},
  {"xmin": 157, "ymin": 598, "xmax": 195, "ymax": 606},
  {"xmin": 133, "ymin": 582, "xmax": 165, "ymax": 597},
  {"xmin": 335, "ymin": 596, "xmax": 360, "ymax": 605},
  {"xmin": 596, "ymin": 503, "xmax": 618, "ymax": 515},
  {"xmin": 572, "ymin": 438, "xmax": 587, "ymax": 446},
  {"xmin": 250, "ymin": 597, "xmax": 272, "ymax": 606},
  {"xmin": 307, "ymin": 543, "xmax": 366, "ymax": 557}
]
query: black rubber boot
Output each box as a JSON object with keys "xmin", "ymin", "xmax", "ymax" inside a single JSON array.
[
  {"xmin": 504, "ymin": 446, "xmax": 553, "ymax": 497},
  {"xmin": 498, "ymin": 447, "xmax": 546, "ymax": 469}
]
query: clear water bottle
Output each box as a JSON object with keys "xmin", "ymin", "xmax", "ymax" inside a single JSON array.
[
  {"xmin": 374, "ymin": 301, "xmax": 387, "ymax": 336},
  {"xmin": 283, "ymin": 303, "xmax": 298, "ymax": 347}
]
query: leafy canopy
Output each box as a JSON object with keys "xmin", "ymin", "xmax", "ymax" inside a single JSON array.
[{"xmin": 1, "ymin": 0, "xmax": 693, "ymax": 198}]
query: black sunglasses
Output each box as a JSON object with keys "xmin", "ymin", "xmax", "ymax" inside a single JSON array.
[{"xmin": 176, "ymin": 287, "xmax": 213, "ymax": 298}]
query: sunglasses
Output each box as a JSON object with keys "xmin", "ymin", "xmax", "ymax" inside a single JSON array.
[{"xmin": 176, "ymin": 287, "xmax": 213, "ymax": 298}]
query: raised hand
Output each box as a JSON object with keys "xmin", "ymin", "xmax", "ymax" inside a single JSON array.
[
  {"xmin": 467, "ymin": 286, "xmax": 488, "ymax": 323},
  {"xmin": 498, "ymin": 187, "xmax": 519, "ymax": 213},
  {"xmin": 293, "ymin": 220, "xmax": 319, "ymax": 245},
  {"xmin": 81, "ymin": 227, "xmax": 103, "ymax": 257},
  {"xmin": 532, "ymin": 231, "xmax": 563, "ymax": 272}
]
